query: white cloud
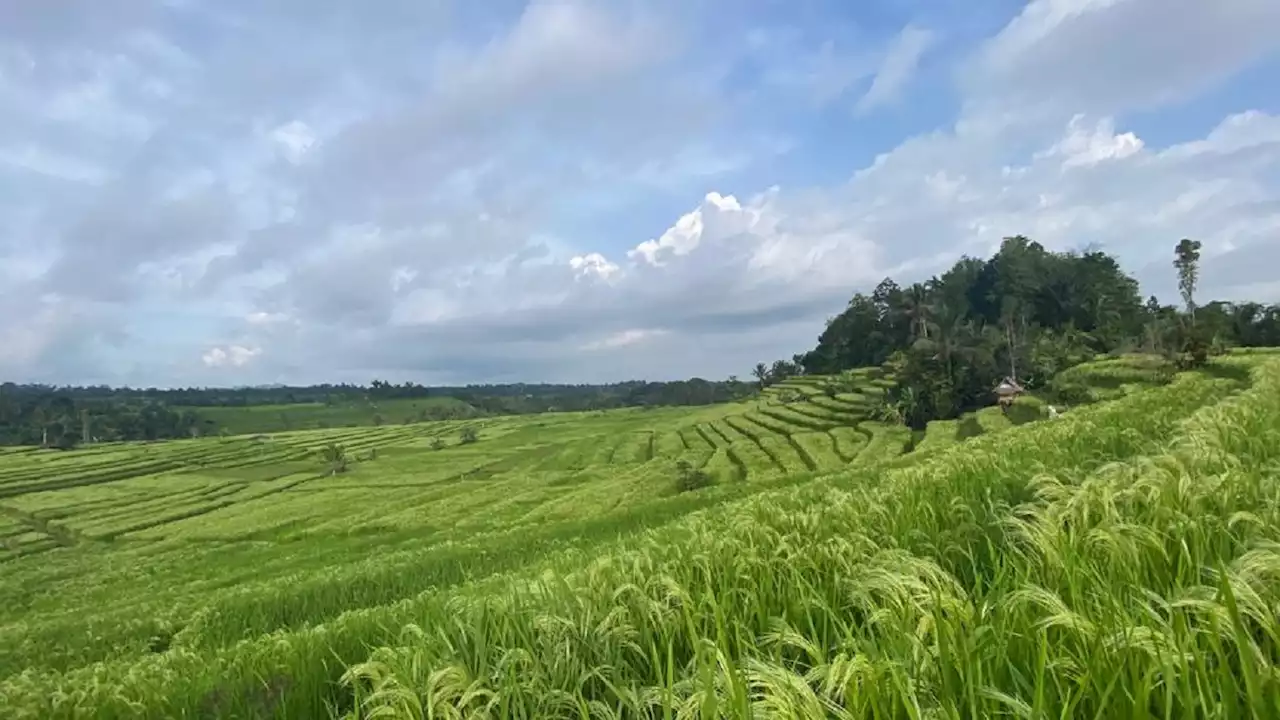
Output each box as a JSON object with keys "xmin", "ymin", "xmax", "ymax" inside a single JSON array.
[
  {"xmin": 581, "ymin": 328, "xmax": 668, "ymax": 351},
  {"xmin": 1, "ymin": 0, "xmax": 1279, "ymax": 387},
  {"xmin": 270, "ymin": 120, "xmax": 315, "ymax": 164},
  {"xmin": 201, "ymin": 344, "xmax": 261, "ymax": 368},
  {"xmin": 245, "ymin": 311, "xmax": 291, "ymax": 325},
  {"xmin": 823, "ymin": 108, "xmax": 1280, "ymax": 297},
  {"xmin": 966, "ymin": 0, "xmax": 1280, "ymax": 117},
  {"xmin": 0, "ymin": 143, "xmax": 107, "ymax": 183},
  {"xmin": 627, "ymin": 192, "xmax": 748, "ymax": 266},
  {"xmin": 569, "ymin": 253, "xmax": 620, "ymax": 282},
  {"xmin": 1034, "ymin": 115, "xmax": 1144, "ymax": 169},
  {"xmin": 0, "ymin": 297, "xmax": 76, "ymax": 371},
  {"xmin": 856, "ymin": 25, "xmax": 936, "ymax": 114}
]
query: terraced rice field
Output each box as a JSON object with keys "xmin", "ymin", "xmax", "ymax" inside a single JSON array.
[{"xmin": 3, "ymin": 352, "xmax": 1279, "ymax": 718}]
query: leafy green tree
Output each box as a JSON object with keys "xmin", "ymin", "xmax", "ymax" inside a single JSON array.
[
  {"xmin": 768, "ymin": 359, "xmax": 797, "ymax": 383},
  {"xmin": 1173, "ymin": 238, "xmax": 1203, "ymax": 322},
  {"xmin": 459, "ymin": 426, "xmax": 479, "ymax": 444},
  {"xmin": 673, "ymin": 460, "xmax": 712, "ymax": 493},
  {"xmin": 793, "ymin": 236, "xmax": 1189, "ymax": 428},
  {"xmin": 320, "ymin": 443, "xmax": 348, "ymax": 475},
  {"xmin": 751, "ymin": 363, "xmax": 769, "ymax": 389}
]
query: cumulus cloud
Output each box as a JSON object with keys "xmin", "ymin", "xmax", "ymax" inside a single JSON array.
[
  {"xmin": 1, "ymin": 0, "xmax": 1278, "ymax": 387},
  {"xmin": 569, "ymin": 253, "xmax": 620, "ymax": 282},
  {"xmin": 1034, "ymin": 115, "xmax": 1145, "ymax": 169}
]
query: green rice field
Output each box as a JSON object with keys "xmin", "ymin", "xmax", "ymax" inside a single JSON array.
[
  {"xmin": 3, "ymin": 352, "xmax": 1280, "ymax": 717},
  {"xmin": 180, "ymin": 396, "xmax": 483, "ymax": 436}
]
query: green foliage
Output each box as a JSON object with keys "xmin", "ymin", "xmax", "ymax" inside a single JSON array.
[
  {"xmin": 799, "ymin": 238, "xmax": 1149, "ymax": 376},
  {"xmin": 1046, "ymin": 377, "xmax": 1093, "ymax": 405},
  {"xmin": 1028, "ymin": 328, "xmax": 1094, "ymax": 384},
  {"xmin": 429, "ymin": 437, "xmax": 446, "ymax": 451},
  {"xmin": 1168, "ymin": 316, "xmax": 1213, "ymax": 370},
  {"xmin": 1174, "ymin": 237, "xmax": 1203, "ymax": 318},
  {"xmin": 820, "ymin": 370, "xmax": 861, "ymax": 396},
  {"xmin": 775, "ymin": 389, "xmax": 804, "ymax": 405},
  {"xmin": 458, "ymin": 426, "xmax": 479, "ymax": 445},
  {"xmin": 791, "ymin": 237, "xmax": 1280, "ymax": 429},
  {"xmin": 319, "ymin": 442, "xmax": 348, "ymax": 475},
  {"xmin": 673, "ymin": 459, "xmax": 713, "ymax": 493},
  {"xmin": 0, "ymin": 387, "xmax": 203, "ymax": 446},
  {"xmin": 871, "ymin": 397, "xmax": 906, "ymax": 425},
  {"xmin": 752, "ymin": 360, "xmax": 801, "ymax": 389}
]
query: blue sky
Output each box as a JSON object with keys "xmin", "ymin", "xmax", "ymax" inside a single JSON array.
[{"xmin": 2, "ymin": 0, "xmax": 1279, "ymax": 388}]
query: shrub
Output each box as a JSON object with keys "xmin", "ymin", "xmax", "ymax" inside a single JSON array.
[
  {"xmin": 776, "ymin": 390, "xmax": 804, "ymax": 405},
  {"xmin": 673, "ymin": 459, "xmax": 713, "ymax": 493},
  {"xmin": 459, "ymin": 427, "xmax": 479, "ymax": 444},
  {"xmin": 1047, "ymin": 379, "xmax": 1093, "ymax": 406},
  {"xmin": 319, "ymin": 443, "xmax": 348, "ymax": 475}
]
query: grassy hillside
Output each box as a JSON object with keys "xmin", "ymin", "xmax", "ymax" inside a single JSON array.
[
  {"xmin": 2, "ymin": 353, "xmax": 1278, "ymax": 717},
  {"xmin": 182, "ymin": 396, "xmax": 483, "ymax": 435}
]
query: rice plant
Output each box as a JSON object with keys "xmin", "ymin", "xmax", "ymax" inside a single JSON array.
[{"xmin": 0, "ymin": 356, "xmax": 1275, "ymax": 719}]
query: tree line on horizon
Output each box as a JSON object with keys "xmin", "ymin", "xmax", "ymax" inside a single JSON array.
[
  {"xmin": 3, "ymin": 236, "xmax": 1277, "ymax": 447},
  {"xmin": 0, "ymin": 377, "xmax": 759, "ymax": 448}
]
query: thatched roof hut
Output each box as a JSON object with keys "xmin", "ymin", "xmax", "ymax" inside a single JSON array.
[
  {"xmin": 994, "ymin": 377, "xmax": 1025, "ymax": 412},
  {"xmin": 993, "ymin": 377, "xmax": 1024, "ymax": 398}
]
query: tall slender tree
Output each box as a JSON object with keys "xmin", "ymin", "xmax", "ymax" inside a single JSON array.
[{"xmin": 1173, "ymin": 238, "xmax": 1203, "ymax": 323}]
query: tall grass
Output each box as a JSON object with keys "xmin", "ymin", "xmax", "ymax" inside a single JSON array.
[
  {"xmin": 331, "ymin": 359, "xmax": 1280, "ymax": 719},
  {"xmin": 2, "ymin": 360, "xmax": 1266, "ymax": 718}
]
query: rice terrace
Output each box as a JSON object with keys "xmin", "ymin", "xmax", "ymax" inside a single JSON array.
[
  {"xmin": 5, "ymin": 236, "xmax": 1280, "ymax": 718},
  {"xmin": 3, "ymin": 2, "xmax": 1280, "ymax": 715},
  {"xmin": 4, "ymin": 347, "xmax": 1280, "ymax": 718}
]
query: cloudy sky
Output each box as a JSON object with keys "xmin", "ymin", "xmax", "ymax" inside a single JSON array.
[{"xmin": 2, "ymin": 0, "xmax": 1278, "ymax": 388}]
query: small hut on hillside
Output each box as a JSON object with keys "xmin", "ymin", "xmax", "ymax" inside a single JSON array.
[{"xmin": 993, "ymin": 376, "xmax": 1025, "ymax": 414}]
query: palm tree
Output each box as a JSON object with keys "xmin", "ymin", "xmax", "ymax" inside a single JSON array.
[
  {"xmin": 751, "ymin": 363, "xmax": 769, "ymax": 389},
  {"xmin": 901, "ymin": 283, "xmax": 933, "ymax": 340},
  {"xmin": 923, "ymin": 301, "xmax": 970, "ymax": 380}
]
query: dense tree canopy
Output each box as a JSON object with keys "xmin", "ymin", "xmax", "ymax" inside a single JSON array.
[
  {"xmin": 780, "ymin": 236, "xmax": 1280, "ymax": 427},
  {"xmin": 0, "ymin": 388, "xmax": 203, "ymax": 448}
]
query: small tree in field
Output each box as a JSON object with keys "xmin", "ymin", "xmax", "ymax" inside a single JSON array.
[
  {"xmin": 430, "ymin": 436, "xmax": 446, "ymax": 451},
  {"xmin": 320, "ymin": 443, "xmax": 348, "ymax": 475},
  {"xmin": 752, "ymin": 363, "xmax": 770, "ymax": 389},
  {"xmin": 674, "ymin": 460, "xmax": 713, "ymax": 493},
  {"xmin": 1170, "ymin": 238, "xmax": 1209, "ymax": 369},
  {"xmin": 777, "ymin": 389, "xmax": 804, "ymax": 405},
  {"xmin": 459, "ymin": 427, "xmax": 479, "ymax": 444}
]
